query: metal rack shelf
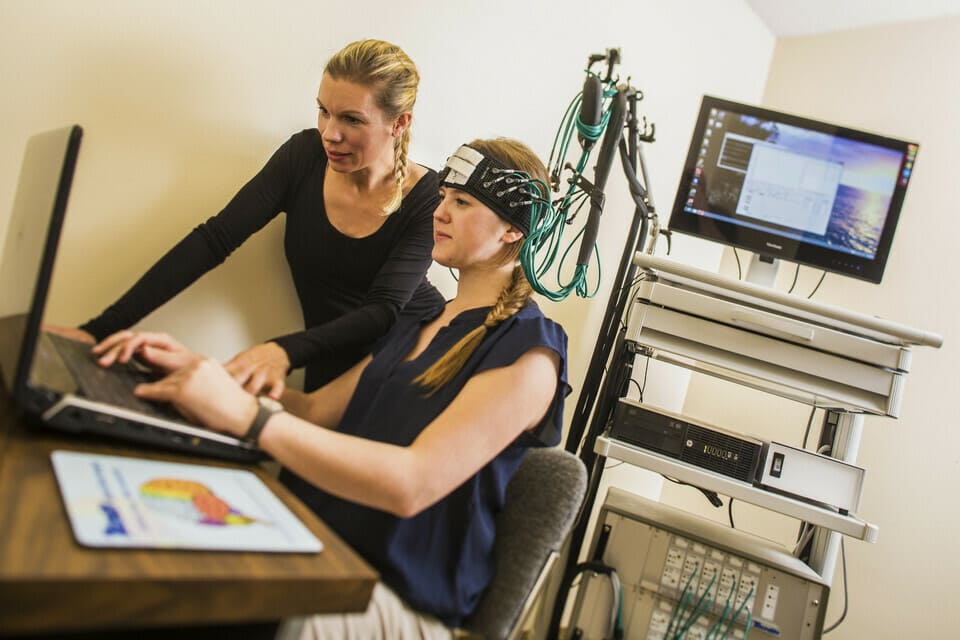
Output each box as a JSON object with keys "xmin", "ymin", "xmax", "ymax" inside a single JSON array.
[{"xmin": 595, "ymin": 434, "xmax": 879, "ymax": 543}]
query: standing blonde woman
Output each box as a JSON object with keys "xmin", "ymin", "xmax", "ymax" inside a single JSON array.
[
  {"xmin": 97, "ymin": 137, "xmax": 569, "ymax": 639},
  {"xmin": 60, "ymin": 39, "xmax": 443, "ymax": 397}
]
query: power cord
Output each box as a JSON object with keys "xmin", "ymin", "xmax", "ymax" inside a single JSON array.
[
  {"xmin": 662, "ymin": 475, "xmax": 724, "ymax": 508},
  {"xmin": 563, "ymin": 522, "xmax": 623, "ymax": 640},
  {"xmin": 564, "ymin": 561, "xmax": 623, "ymax": 640},
  {"xmin": 807, "ymin": 271, "xmax": 827, "ymax": 298},
  {"xmin": 801, "ymin": 406, "xmax": 818, "ymax": 448},
  {"xmin": 787, "ymin": 263, "xmax": 800, "ymax": 294},
  {"xmin": 796, "ymin": 406, "xmax": 849, "ymax": 633},
  {"xmin": 822, "ymin": 539, "xmax": 849, "ymax": 633}
]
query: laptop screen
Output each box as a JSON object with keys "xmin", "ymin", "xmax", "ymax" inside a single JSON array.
[{"xmin": 0, "ymin": 125, "xmax": 82, "ymax": 399}]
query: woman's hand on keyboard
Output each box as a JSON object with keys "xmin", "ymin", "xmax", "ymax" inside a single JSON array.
[
  {"xmin": 133, "ymin": 357, "xmax": 257, "ymax": 436},
  {"xmin": 92, "ymin": 330, "xmax": 200, "ymax": 373}
]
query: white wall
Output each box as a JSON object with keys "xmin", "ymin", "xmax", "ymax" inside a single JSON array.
[
  {"xmin": 0, "ymin": 0, "xmax": 773, "ymax": 421},
  {"xmin": 0, "ymin": 0, "xmax": 776, "ymax": 633},
  {"xmin": 678, "ymin": 16, "xmax": 960, "ymax": 640}
]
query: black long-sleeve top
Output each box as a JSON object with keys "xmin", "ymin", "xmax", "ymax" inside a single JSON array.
[{"xmin": 81, "ymin": 129, "xmax": 443, "ymax": 390}]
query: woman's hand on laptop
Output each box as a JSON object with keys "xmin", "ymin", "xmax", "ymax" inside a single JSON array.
[
  {"xmin": 133, "ymin": 357, "xmax": 258, "ymax": 437},
  {"xmin": 224, "ymin": 342, "xmax": 291, "ymax": 400},
  {"xmin": 92, "ymin": 330, "xmax": 199, "ymax": 373}
]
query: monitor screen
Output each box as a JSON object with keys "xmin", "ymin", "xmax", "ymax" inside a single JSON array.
[{"xmin": 668, "ymin": 95, "xmax": 918, "ymax": 284}]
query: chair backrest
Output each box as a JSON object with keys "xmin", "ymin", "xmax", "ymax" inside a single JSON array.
[{"xmin": 463, "ymin": 446, "xmax": 587, "ymax": 640}]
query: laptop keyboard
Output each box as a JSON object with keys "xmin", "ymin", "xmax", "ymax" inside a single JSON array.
[{"xmin": 46, "ymin": 332, "xmax": 185, "ymax": 422}]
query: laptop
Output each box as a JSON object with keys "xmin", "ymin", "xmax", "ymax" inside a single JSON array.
[{"xmin": 0, "ymin": 125, "xmax": 262, "ymax": 462}]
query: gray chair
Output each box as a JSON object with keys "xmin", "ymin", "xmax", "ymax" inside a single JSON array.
[{"xmin": 462, "ymin": 447, "xmax": 588, "ymax": 640}]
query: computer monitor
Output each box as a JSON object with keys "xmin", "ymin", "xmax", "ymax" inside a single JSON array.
[{"xmin": 668, "ymin": 95, "xmax": 918, "ymax": 285}]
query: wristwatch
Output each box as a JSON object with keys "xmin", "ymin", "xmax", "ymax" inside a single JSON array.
[{"xmin": 243, "ymin": 396, "xmax": 284, "ymax": 446}]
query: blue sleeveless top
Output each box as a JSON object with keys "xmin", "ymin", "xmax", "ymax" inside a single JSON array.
[{"xmin": 282, "ymin": 300, "xmax": 568, "ymax": 626}]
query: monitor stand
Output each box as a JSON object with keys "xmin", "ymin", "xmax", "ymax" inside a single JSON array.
[{"xmin": 746, "ymin": 254, "xmax": 779, "ymax": 287}]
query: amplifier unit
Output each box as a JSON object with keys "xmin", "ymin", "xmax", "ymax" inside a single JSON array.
[
  {"xmin": 758, "ymin": 441, "xmax": 865, "ymax": 514},
  {"xmin": 609, "ymin": 399, "xmax": 763, "ymax": 483}
]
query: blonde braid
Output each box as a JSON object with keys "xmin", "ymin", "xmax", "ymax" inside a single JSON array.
[
  {"xmin": 483, "ymin": 265, "xmax": 532, "ymax": 329},
  {"xmin": 415, "ymin": 266, "xmax": 533, "ymax": 393},
  {"xmin": 384, "ymin": 128, "xmax": 411, "ymax": 214}
]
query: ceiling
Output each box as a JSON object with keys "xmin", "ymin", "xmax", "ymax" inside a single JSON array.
[{"xmin": 745, "ymin": 0, "xmax": 960, "ymax": 37}]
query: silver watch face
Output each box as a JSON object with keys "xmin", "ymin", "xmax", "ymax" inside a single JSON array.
[{"xmin": 258, "ymin": 396, "xmax": 284, "ymax": 412}]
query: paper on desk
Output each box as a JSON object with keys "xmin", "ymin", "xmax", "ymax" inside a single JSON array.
[{"xmin": 51, "ymin": 450, "xmax": 322, "ymax": 553}]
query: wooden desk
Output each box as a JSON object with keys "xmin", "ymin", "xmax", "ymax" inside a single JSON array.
[{"xmin": 0, "ymin": 390, "xmax": 377, "ymax": 636}]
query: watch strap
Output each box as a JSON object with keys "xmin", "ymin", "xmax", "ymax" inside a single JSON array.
[{"xmin": 243, "ymin": 398, "xmax": 282, "ymax": 446}]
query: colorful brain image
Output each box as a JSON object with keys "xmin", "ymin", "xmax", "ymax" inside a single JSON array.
[{"xmin": 140, "ymin": 478, "xmax": 256, "ymax": 526}]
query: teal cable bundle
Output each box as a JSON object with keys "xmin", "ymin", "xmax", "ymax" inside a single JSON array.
[
  {"xmin": 665, "ymin": 564, "xmax": 700, "ymax": 639},
  {"xmin": 675, "ymin": 571, "xmax": 717, "ymax": 638},
  {"xmin": 666, "ymin": 566, "xmax": 718, "ymax": 640},
  {"xmin": 575, "ymin": 109, "xmax": 611, "ymax": 143},
  {"xmin": 706, "ymin": 581, "xmax": 756, "ymax": 640},
  {"xmin": 705, "ymin": 578, "xmax": 738, "ymax": 640},
  {"xmin": 666, "ymin": 565, "xmax": 768, "ymax": 640},
  {"xmin": 719, "ymin": 585, "xmax": 755, "ymax": 640},
  {"xmin": 524, "ymin": 71, "xmax": 617, "ymax": 301}
]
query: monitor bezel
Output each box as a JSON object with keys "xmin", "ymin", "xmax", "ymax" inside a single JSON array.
[{"xmin": 667, "ymin": 95, "xmax": 917, "ymax": 284}]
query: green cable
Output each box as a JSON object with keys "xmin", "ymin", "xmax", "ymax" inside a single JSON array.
[
  {"xmin": 677, "ymin": 570, "xmax": 718, "ymax": 638},
  {"xmin": 575, "ymin": 107, "xmax": 611, "ymax": 142},
  {"xmin": 719, "ymin": 585, "xmax": 755, "ymax": 640},
  {"xmin": 743, "ymin": 608, "xmax": 754, "ymax": 640},
  {"xmin": 556, "ymin": 227, "xmax": 602, "ymax": 298},
  {"xmin": 573, "ymin": 69, "xmax": 616, "ymax": 143},
  {"xmin": 529, "ymin": 70, "xmax": 618, "ymax": 301},
  {"xmin": 706, "ymin": 576, "xmax": 738, "ymax": 640},
  {"xmin": 666, "ymin": 565, "xmax": 700, "ymax": 639},
  {"xmin": 547, "ymin": 94, "xmax": 583, "ymax": 191},
  {"xmin": 665, "ymin": 588, "xmax": 693, "ymax": 640}
]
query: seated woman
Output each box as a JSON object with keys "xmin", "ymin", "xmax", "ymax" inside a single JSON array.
[{"xmin": 95, "ymin": 137, "xmax": 569, "ymax": 638}]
